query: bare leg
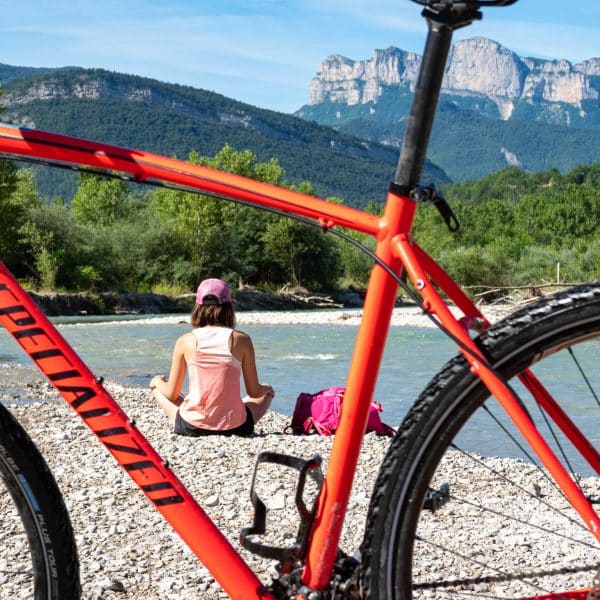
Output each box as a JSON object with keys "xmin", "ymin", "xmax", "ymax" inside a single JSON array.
[
  {"xmin": 243, "ymin": 392, "xmax": 274, "ymax": 424},
  {"xmin": 152, "ymin": 389, "xmax": 183, "ymax": 425}
]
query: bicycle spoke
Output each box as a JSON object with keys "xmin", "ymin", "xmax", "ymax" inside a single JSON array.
[
  {"xmin": 413, "ymin": 536, "xmax": 551, "ymax": 595},
  {"xmin": 480, "ymin": 404, "xmax": 559, "ymax": 489},
  {"xmin": 568, "ymin": 347, "xmax": 600, "ymax": 409},
  {"xmin": 483, "ymin": 396, "xmax": 586, "ymax": 500},
  {"xmin": 450, "ymin": 494, "xmax": 597, "ymax": 550},
  {"xmin": 414, "ymin": 537, "xmax": 595, "ymax": 595},
  {"xmin": 449, "ymin": 444, "xmax": 589, "ymax": 533},
  {"xmin": 533, "ymin": 396, "xmax": 581, "ymax": 486}
]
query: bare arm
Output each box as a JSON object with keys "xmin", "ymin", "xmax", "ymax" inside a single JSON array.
[
  {"xmin": 233, "ymin": 331, "xmax": 274, "ymax": 399},
  {"xmin": 149, "ymin": 334, "xmax": 191, "ymax": 402}
]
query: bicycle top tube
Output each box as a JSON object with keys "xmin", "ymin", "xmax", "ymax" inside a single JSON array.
[{"xmin": 0, "ymin": 122, "xmax": 380, "ymax": 237}]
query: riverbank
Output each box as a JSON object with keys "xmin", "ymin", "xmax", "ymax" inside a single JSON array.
[
  {"xmin": 233, "ymin": 303, "xmax": 513, "ymax": 327},
  {"xmin": 3, "ymin": 380, "xmax": 598, "ymax": 599},
  {"xmin": 27, "ymin": 288, "xmax": 516, "ymax": 327},
  {"xmin": 28, "ymin": 288, "xmax": 364, "ymax": 316}
]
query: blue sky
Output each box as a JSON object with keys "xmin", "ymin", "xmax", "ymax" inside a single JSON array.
[{"xmin": 0, "ymin": 1, "xmax": 599, "ymax": 113}]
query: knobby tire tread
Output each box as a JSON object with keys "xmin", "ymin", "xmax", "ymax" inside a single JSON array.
[{"xmin": 0, "ymin": 403, "xmax": 81, "ymax": 599}]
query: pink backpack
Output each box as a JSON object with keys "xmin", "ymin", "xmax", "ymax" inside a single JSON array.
[{"xmin": 286, "ymin": 386, "xmax": 395, "ymax": 437}]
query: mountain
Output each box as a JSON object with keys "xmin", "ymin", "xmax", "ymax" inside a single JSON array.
[
  {"xmin": 296, "ymin": 38, "xmax": 600, "ymax": 181},
  {"xmin": 0, "ymin": 65, "xmax": 449, "ymax": 208},
  {"xmin": 0, "ymin": 63, "xmax": 61, "ymax": 83}
]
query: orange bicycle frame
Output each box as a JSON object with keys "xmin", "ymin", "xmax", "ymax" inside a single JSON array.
[
  {"xmin": 0, "ymin": 4, "xmax": 597, "ymax": 598},
  {"xmin": 0, "ymin": 123, "xmax": 598, "ymax": 600}
]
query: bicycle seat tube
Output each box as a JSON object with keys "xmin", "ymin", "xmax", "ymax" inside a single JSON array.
[{"xmin": 302, "ymin": 3, "xmax": 486, "ymax": 592}]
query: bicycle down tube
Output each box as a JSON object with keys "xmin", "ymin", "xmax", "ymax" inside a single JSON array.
[{"xmin": 0, "ymin": 264, "xmax": 274, "ymax": 600}]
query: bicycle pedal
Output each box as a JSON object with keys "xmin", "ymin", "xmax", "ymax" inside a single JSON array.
[
  {"xmin": 240, "ymin": 451, "xmax": 323, "ymax": 570},
  {"xmin": 424, "ymin": 483, "xmax": 450, "ymax": 512}
]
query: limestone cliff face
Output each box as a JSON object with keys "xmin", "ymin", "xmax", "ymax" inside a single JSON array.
[
  {"xmin": 576, "ymin": 58, "xmax": 600, "ymax": 76},
  {"xmin": 309, "ymin": 48, "xmax": 421, "ymax": 106},
  {"xmin": 3, "ymin": 75, "xmax": 154, "ymax": 105},
  {"xmin": 308, "ymin": 37, "xmax": 600, "ymax": 119}
]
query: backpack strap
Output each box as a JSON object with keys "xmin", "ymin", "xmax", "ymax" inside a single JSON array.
[
  {"xmin": 305, "ymin": 417, "xmax": 333, "ymax": 436},
  {"xmin": 379, "ymin": 423, "xmax": 396, "ymax": 437}
]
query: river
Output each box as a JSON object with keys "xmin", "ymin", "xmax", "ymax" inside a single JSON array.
[
  {"xmin": 0, "ymin": 311, "xmax": 598, "ymax": 474},
  {"xmin": 0, "ymin": 312, "xmax": 453, "ymax": 420}
]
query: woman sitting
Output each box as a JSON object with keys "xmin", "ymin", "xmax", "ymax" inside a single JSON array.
[{"xmin": 150, "ymin": 278, "xmax": 274, "ymax": 436}]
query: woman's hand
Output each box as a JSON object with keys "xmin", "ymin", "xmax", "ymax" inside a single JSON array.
[
  {"xmin": 262, "ymin": 384, "xmax": 275, "ymax": 399},
  {"xmin": 150, "ymin": 374, "xmax": 166, "ymax": 390}
]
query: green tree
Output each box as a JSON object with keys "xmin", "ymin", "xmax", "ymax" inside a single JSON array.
[
  {"xmin": 71, "ymin": 174, "xmax": 128, "ymax": 226},
  {"xmin": 25, "ymin": 201, "xmax": 92, "ymax": 289},
  {"xmin": 0, "ymin": 168, "xmax": 42, "ymax": 275},
  {"xmin": 261, "ymin": 218, "xmax": 341, "ymax": 289},
  {"xmin": 99, "ymin": 204, "xmax": 189, "ymax": 290},
  {"xmin": 440, "ymin": 245, "xmax": 511, "ymax": 288},
  {"xmin": 152, "ymin": 145, "xmax": 289, "ymax": 287},
  {"xmin": 335, "ymin": 198, "xmax": 380, "ymax": 287}
]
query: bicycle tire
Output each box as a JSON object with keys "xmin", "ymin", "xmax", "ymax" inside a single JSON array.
[
  {"xmin": 0, "ymin": 403, "xmax": 80, "ymax": 599},
  {"xmin": 360, "ymin": 283, "xmax": 600, "ymax": 598}
]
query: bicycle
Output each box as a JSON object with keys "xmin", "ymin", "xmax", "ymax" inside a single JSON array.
[{"xmin": 0, "ymin": 0, "xmax": 598, "ymax": 597}]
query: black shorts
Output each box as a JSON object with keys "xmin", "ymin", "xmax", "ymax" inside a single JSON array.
[{"xmin": 174, "ymin": 406, "xmax": 254, "ymax": 437}]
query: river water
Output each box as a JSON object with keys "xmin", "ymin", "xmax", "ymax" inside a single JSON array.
[
  {"xmin": 0, "ymin": 312, "xmax": 452, "ymax": 420},
  {"xmin": 0, "ymin": 312, "xmax": 598, "ymax": 474}
]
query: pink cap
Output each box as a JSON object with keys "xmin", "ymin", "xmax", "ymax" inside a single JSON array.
[{"xmin": 195, "ymin": 278, "xmax": 232, "ymax": 305}]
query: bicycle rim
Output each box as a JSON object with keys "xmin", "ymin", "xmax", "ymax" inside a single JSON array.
[{"xmin": 361, "ymin": 284, "xmax": 600, "ymax": 599}]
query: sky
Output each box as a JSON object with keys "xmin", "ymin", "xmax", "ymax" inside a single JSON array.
[{"xmin": 0, "ymin": 1, "xmax": 599, "ymax": 114}]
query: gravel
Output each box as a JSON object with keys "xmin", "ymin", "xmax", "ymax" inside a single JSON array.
[{"xmin": 1, "ymin": 373, "xmax": 599, "ymax": 599}]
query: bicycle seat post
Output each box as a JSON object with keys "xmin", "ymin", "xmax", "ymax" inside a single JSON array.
[{"xmin": 395, "ymin": 2, "xmax": 484, "ymax": 191}]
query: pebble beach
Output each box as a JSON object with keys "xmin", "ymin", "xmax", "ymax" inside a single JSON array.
[
  {"xmin": 3, "ymin": 381, "xmax": 394, "ymax": 599},
  {"xmin": 1, "ymin": 304, "xmax": 599, "ymax": 599},
  {"xmin": 234, "ymin": 303, "xmax": 513, "ymax": 328}
]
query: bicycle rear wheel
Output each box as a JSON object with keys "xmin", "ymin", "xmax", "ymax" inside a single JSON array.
[
  {"xmin": 0, "ymin": 403, "xmax": 80, "ymax": 599},
  {"xmin": 361, "ymin": 283, "xmax": 600, "ymax": 598}
]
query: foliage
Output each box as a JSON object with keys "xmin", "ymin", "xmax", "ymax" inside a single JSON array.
[
  {"xmin": 0, "ymin": 167, "xmax": 42, "ymax": 276},
  {"xmin": 71, "ymin": 174, "xmax": 129, "ymax": 226},
  {"xmin": 261, "ymin": 218, "xmax": 341, "ymax": 289},
  {"xmin": 3, "ymin": 142, "xmax": 600, "ymax": 295}
]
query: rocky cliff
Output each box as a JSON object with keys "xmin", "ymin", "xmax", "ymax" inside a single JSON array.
[{"xmin": 307, "ymin": 37, "xmax": 600, "ymax": 122}]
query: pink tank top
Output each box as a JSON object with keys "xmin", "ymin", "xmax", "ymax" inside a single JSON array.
[{"xmin": 178, "ymin": 326, "xmax": 246, "ymax": 430}]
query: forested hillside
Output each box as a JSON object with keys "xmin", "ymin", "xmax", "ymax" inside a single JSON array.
[
  {"xmin": 0, "ymin": 67, "xmax": 449, "ymax": 207},
  {"xmin": 413, "ymin": 165, "xmax": 600, "ymax": 291},
  {"xmin": 334, "ymin": 100, "xmax": 600, "ymax": 182}
]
